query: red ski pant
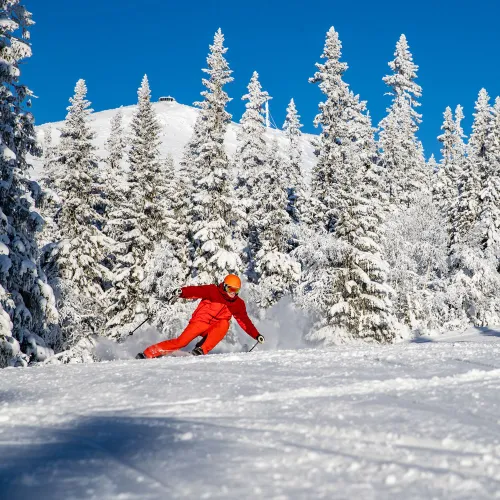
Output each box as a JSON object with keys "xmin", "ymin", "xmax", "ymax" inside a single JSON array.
[{"xmin": 143, "ymin": 320, "xmax": 230, "ymax": 358}]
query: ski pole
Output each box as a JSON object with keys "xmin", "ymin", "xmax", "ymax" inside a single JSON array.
[
  {"xmin": 248, "ymin": 340, "xmax": 259, "ymax": 352},
  {"xmin": 118, "ymin": 317, "xmax": 150, "ymax": 343}
]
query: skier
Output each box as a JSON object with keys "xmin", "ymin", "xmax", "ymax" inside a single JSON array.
[{"xmin": 137, "ymin": 274, "xmax": 265, "ymax": 358}]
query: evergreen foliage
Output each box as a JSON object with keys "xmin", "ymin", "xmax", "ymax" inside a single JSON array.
[
  {"xmin": 0, "ymin": 1, "xmax": 57, "ymax": 367},
  {"xmin": 252, "ymin": 140, "xmax": 300, "ymax": 308},
  {"xmin": 104, "ymin": 75, "xmax": 162, "ymax": 336},
  {"xmin": 234, "ymin": 71, "xmax": 270, "ymax": 280},
  {"xmin": 188, "ymin": 29, "xmax": 241, "ymax": 283},
  {"xmin": 299, "ymin": 27, "xmax": 396, "ymax": 344},
  {"xmin": 378, "ymin": 35, "xmax": 428, "ymax": 208},
  {"xmin": 448, "ymin": 89, "xmax": 500, "ymax": 326},
  {"xmin": 41, "ymin": 79, "xmax": 111, "ymax": 354},
  {"xmin": 282, "ymin": 98, "xmax": 305, "ymax": 225},
  {"xmin": 307, "ymin": 27, "xmax": 350, "ymax": 233}
]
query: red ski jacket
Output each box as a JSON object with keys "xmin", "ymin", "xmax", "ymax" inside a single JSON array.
[{"xmin": 180, "ymin": 284, "xmax": 261, "ymax": 340}]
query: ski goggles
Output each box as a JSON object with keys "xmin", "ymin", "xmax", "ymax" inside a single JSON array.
[{"xmin": 224, "ymin": 283, "xmax": 240, "ymax": 294}]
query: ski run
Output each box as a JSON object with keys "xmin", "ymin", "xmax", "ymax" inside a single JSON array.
[{"xmin": 1, "ymin": 328, "xmax": 500, "ymax": 499}]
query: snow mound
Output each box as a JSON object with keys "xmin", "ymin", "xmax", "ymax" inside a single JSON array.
[{"xmin": 31, "ymin": 101, "xmax": 317, "ymax": 181}]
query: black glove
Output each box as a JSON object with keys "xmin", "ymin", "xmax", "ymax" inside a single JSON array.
[
  {"xmin": 191, "ymin": 347, "xmax": 204, "ymax": 356},
  {"xmin": 167, "ymin": 288, "xmax": 182, "ymax": 305},
  {"xmin": 256, "ymin": 334, "xmax": 265, "ymax": 344}
]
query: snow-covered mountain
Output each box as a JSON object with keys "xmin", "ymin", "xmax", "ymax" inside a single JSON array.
[
  {"xmin": 1, "ymin": 328, "xmax": 500, "ymax": 499},
  {"xmin": 31, "ymin": 100, "xmax": 317, "ymax": 181}
]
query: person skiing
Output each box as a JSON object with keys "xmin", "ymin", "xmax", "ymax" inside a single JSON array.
[{"xmin": 137, "ymin": 274, "xmax": 265, "ymax": 358}]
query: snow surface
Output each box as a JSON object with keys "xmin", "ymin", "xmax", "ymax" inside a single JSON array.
[
  {"xmin": 30, "ymin": 101, "xmax": 317, "ymax": 183},
  {"xmin": 2, "ymin": 328, "xmax": 500, "ymax": 499}
]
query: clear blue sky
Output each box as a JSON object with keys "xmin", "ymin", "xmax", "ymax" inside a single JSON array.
[{"xmin": 25, "ymin": 0, "xmax": 500, "ymax": 159}]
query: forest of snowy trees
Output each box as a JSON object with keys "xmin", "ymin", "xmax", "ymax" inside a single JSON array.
[{"xmin": 2, "ymin": 1, "xmax": 500, "ymax": 367}]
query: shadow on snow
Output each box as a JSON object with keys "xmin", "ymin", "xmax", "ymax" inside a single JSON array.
[{"xmin": 0, "ymin": 414, "xmax": 235, "ymax": 500}]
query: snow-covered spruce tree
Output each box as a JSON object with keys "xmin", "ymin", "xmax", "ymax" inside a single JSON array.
[
  {"xmin": 39, "ymin": 124, "xmax": 59, "ymax": 190},
  {"xmin": 305, "ymin": 27, "xmax": 351, "ymax": 233},
  {"xmin": 325, "ymin": 94, "xmax": 397, "ymax": 343},
  {"xmin": 188, "ymin": 29, "xmax": 242, "ymax": 285},
  {"xmin": 0, "ymin": 2, "xmax": 58, "ymax": 367},
  {"xmin": 43, "ymin": 125, "xmax": 55, "ymax": 162},
  {"xmin": 282, "ymin": 98, "xmax": 305, "ymax": 225},
  {"xmin": 384, "ymin": 193, "xmax": 450, "ymax": 333},
  {"xmin": 105, "ymin": 109, "xmax": 126, "ymax": 174},
  {"xmin": 298, "ymin": 27, "xmax": 397, "ymax": 344},
  {"xmin": 435, "ymin": 106, "xmax": 467, "ymax": 222},
  {"xmin": 378, "ymin": 34, "xmax": 429, "ymax": 208},
  {"xmin": 102, "ymin": 109, "xmax": 128, "ymax": 237},
  {"xmin": 427, "ymin": 154, "xmax": 438, "ymax": 173},
  {"xmin": 435, "ymin": 107, "xmax": 457, "ymax": 211},
  {"xmin": 144, "ymin": 154, "xmax": 189, "ymax": 280},
  {"xmin": 158, "ymin": 154, "xmax": 189, "ymax": 260},
  {"xmin": 234, "ymin": 71, "xmax": 270, "ymax": 281},
  {"xmin": 41, "ymin": 79, "xmax": 112, "ymax": 357},
  {"xmin": 176, "ymin": 112, "xmax": 205, "ymax": 263},
  {"xmin": 38, "ymin": 125, "xmax": 65, "ymax": 247},
  {"xmin": 476, "ymin": 95, "xmax": 500, "ymax": 254},
  {"xmin": 251, "ymin": 140, "xmax": 301, "ymax": 308},
  {"xmin": 143, "ymin": 239, "xmax": 191, "ymax": 339},
  {"xmin": 104, "ymin": 75, "xmax": 162, "ymax": 336},
  {"xmin": 448, "ymin": 89, "xmax": 500, "ymax": 326},
  {"xmin": 450, "ymin": 90, "xmax": 490, "ymax": 247},
  {"xmin": 454, "ymin": 104, "xmax": 467, "ymax": 168}
]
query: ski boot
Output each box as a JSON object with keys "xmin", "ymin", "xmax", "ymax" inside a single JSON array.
[{"xmin": 135, "ymin": 352, "xmax": 147, "ymax": 359}]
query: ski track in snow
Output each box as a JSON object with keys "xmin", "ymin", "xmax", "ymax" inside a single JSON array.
[{"xmin": 2, "ymin": 331, "xmax": 500, "ymax": 499}]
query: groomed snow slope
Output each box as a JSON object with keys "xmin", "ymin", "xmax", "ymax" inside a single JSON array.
[
  {"xmin": 1, "ymin": 328, "xmax": 500, "ymax": 499},
  {"xmin": 31, "ymin": 101, "xmax": 317, "ymax": 181}
]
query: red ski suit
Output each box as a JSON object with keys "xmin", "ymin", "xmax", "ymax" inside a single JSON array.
[{"xmin": 144, "ymin": 284, "xmax": 261, "ymax": 357}]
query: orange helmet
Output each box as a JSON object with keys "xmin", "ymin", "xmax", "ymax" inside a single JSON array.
[{"xmin": 223, "ymin": 274, "xmax": 241, "ymax": 293}]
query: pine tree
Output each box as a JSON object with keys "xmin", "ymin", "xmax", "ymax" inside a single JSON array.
[
  {"xmin": 234, "ymin": 71, "xmax": 270, "ymax": 280},
  {"xmin": 326, "ymin": 96, "xmax": 396, "ymax": 342},
  {"xmin": 102, "ymin": 109, "xmax": 127, "ymax": 239},
  {"xmin": 450, "ymin": 90, "xmax": 490, "ymax": 246},
  {"xmin": 384, "ymin": 192, "xmax": 449, "ymax": 331},
  {"xmin": 0, "ymin": 2, "xmax": 58, "ymax": 367},
  {"xmin": 188, "ymin": 29, "xmax": 241, "ymax": 283},
  {"xmin": 38, "ymin": 125, "xmax": 61, "ymax": 246},
  {"xmin": 378, "ymin": 34, "xmax": 428, "ymax": 208},
  {"xmin": 252, "ymin": 140, "xmax": 300, "ymax": 308},
  {"xmin": 428, "ymin": 154, "xmax": 438, "ymax": 172},
  {"xmin": 153, "ymin": 154, "xmax": 188, "ymax": 263},
  {"xmin": 307, "ymin": 27, "xmax": 351, "ymax": 233},
  {"xmin": 143, "ymin": 239, "xmax": 190, "ymax": 339},
  {"xmin": 41, "ymin": 79, "xmax": 111, "ymax": 353},
  {"xmin": 43, "ymin": 125, "xmax": 54, "ymax": 162},
  {"xmin": 235, "ymin": 71, "xmax": 269, "ymax": 199},
  {"xmin": 299, "ymin": 28, "xmax": 396, "ymax": 343},
  {"xmin": 178, "ymin": 112, "xmax": 203, "ymax": 214},
  {"xmin": 454, "ymin": 104, "xmax": 467, "ymax": 166},
  {"xmin": 436, "ymin": 106, "xmax": 467, "ymax": 225},
  {"xmin": 477, "ymin": 95, "xmax": 500, "ymax": 254},
  {"xmin": 282, "ymin": 98, "xmax": 305, "ymax": 224},
  {"xmin": 105, "ymin": 75, "xmax": 162, "ymax": 336},
  {"xmin": 105, "ymin": 109, "xmax": 126, "ymax": 173},
  {"xmin": 448, "ymin": 89, "xmax": 500, "ymax": 326}
]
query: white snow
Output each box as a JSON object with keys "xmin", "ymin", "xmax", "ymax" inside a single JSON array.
[
  {"xmin": 31, "ymin": 101, "xmax": 317, "ymax": 183},
  {"xmin": 1, "ymin": 328, "xmax": 500, "ymax": 499}
]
